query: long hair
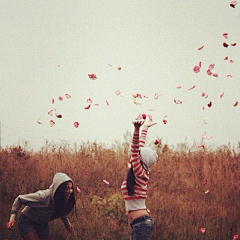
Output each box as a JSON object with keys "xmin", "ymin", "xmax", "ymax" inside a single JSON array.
[
  {"xmin": 126, "ymin": 166, "xmax": 136, "ymax": 196},
  {"xmin": 126, "ymin": 155, "xmax": 148, "ymax": 196},
  {"xmin": 52, "ymin": 181, "xmax": 76, "ymax": 219}
]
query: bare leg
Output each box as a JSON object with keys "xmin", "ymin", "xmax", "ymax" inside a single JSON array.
[{"xmin": 22, "ymin": 231, "xmax": 41, "ymax": 240}]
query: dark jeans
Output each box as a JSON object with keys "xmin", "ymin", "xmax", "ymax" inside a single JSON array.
[
  {"xmin": 130, "ymin": 215, "xmax": 154, "ymax": 240},
  {"xmin": 18, "ymin": 213, "xmax": 49, "ymax": 237}
]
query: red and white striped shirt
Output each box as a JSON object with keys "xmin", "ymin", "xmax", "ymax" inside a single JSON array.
[{"xmin": 121, "ymin": 129, "xmax": 149, "ymax": 209}]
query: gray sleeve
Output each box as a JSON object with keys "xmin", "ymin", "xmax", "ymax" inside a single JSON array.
[{"xmin": 10, "ymin": 190, "xmax": 48, "ymax": 221}]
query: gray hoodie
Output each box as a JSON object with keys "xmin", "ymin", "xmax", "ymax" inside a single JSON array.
[{"xmin": 9, "ymin": 172, "xmax": 73, "ymax": 229}]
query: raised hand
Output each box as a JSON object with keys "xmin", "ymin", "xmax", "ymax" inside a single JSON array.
[
  {"xmin": 142, "ymin": 116, "xmax": 157, "ymax": 128},
  {"xmin": 133, "ymin": 119, "xmax": 145, "ymax": 129}
]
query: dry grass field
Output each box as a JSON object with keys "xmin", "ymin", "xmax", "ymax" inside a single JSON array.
[{"xmin": 1, "ymin": 137, "xmax": 240, "ymax": 240}]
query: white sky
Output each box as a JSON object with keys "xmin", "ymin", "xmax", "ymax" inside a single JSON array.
[{"xmin": 1, "ymin": 0, "xmax": 240, "ymax": 151}]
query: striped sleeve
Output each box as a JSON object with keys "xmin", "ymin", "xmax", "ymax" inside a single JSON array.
[
  {"xmin": 130, "ymin": 132, "xmax": 149, "ymax": 191},
  {"xmin": 121, "ymin": 128, "xmax": 149, "ymax": 201},
  {"xmin": 139, "ymin": 129, "xmax": 147, "ymax": 147}
]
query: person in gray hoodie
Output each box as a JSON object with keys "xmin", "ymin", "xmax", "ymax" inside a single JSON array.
[{"xmin": 6, "ymin": 172, "xmax": 76, "ymax": 240}]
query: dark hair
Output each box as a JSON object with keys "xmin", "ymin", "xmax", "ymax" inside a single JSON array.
[
  {"xmin": 126, "ymin": 156, "xmax": 148, "ymax": 196},
  {"xmin": 52, "ymin": 181, "xmax": 76, "ymax": 220},
  {"xmin": 126, "ymin": 166, "xmax": 136, "ymax": 196}
]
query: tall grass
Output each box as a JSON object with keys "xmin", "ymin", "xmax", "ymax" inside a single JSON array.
[{"xmin": 1, "ymin": 139, "xmax": 240, "ymax": 240}]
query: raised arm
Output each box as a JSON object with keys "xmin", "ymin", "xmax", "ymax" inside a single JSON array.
[
  {"xmin": 130, "ymin": 120, "xmax": 149, "ymax": 179},
  {"xmin": 131, "ymin": 120, "xmax": 144, "ymax": 160}
]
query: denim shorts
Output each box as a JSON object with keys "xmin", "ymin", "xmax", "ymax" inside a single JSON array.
[
  {"xmin": 130, "ymin": 215, "xmax": 154, "ymax": 240},
  {"xmin": 18, "ymin": 213, "xmax": 49, "ymax": 237}
]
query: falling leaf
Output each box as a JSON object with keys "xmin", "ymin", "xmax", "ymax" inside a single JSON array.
[
  {"xmin": 198, "ymin": 45, "xmax": 204, "ymax": 50},
  {"xmin": 174, "ymin": 98, "xmax": 182, "ymax": 104},
  {"xmin": 134, "ymin": 101, "xmax": 141, "ymax": 105},
  {"xmin": 223, "ymin": 32, "xmax": 228, "ymax": 39},
  {"xmin": 176, "ymin": 85, "xmax": 182, "ymax": 89},
  {"xmin": 37, "ymin": 120, "xmax": 42, "ymax": 124},
  {"xmin": 48, "ymin": 110, "xmax": 53, "ymax": 116},
  {"xmin": 76, "ymin": 187, "xmax": 81, "ymax": 193},
  {"xmin": 88, "ymin": 73, "xmax": 97, "ymax": 80},
  {"xmin": 227, "ymin": 74, "xmax": 233, "ymax": 77},
  {"xmin": 115, "ymin": 89, "xmax": 121, "ymax": 96},
  {"xmin": 106, "ymin": 100, "xmax": 109, "ymax": 106},
  {"xmin": 50, "ymin": 120, "xmax": 55, "ymax": 127},
  {"xmin": 136, "ymin": 93, "xmax": 142, "ymax": 98},
  {"xmin": 205, "ymin": 189, "xmax": 210, "ymax": 194},
  {"xmin": 142, "ymin": 114, "xmax": 146, "ymax": 119},
  {"xmin": 162, "ymin": 119, "xmax": 167, "ymax": 124},
  {"xmin": 220, "ymin": 92, "xmax": 224, "ymax": 98},
  {"xmin": 84, "ymin": 104, "xmax": 91, "ymax": 109},
  {"xmin": 206, "ymin": 69, "xmax": 212, "ymax": 75},
  {"xmin": 54, "ymin": 109, "xmax": 62, "ymax": 118},
  {"xmin": 58, "ymin": 96, "xmax": 63, "ymax": 101},
  {"xmin": 74, "ymin": 121, "xmax": 79, "ymax": 128},
  {"xmin": 65, "ymin": 93, "xmax": 71, "ymax": 99},
  {"xmin": 118, "ymin": 67, "xmax": 121, "ymax": 70},
  {"xmin": 52, "ymin": 98, "xmax": 54, "ymax": 104},
  {"xmin": 209, "ymin": 63, "xmax": 215, "ymax": 70},
  {"xmin": 224, "ymin": 56, "xmax": 228, "ymax": 60},
  {"xmin": 103, "ymin": 179, "xmax": 110, "ymax": 185},
  {"xmin": 203, "ymin": 134, "xmax": 213, "ymax": 140},
  {"xmin": 200, "ymin": 228, "xmax": 205, "ymax": 234},
  {"xmin": 231, "ymin": 42, "xmax": 237, "ymax": 46},
  {"xmin": 212, "ymin": 73, "xmax": 218, "ymax": 77},
  {"xmin": 154, "ymin": 139, "xmax": 160, "ymax": 145},
  {"xmin": 193, "ymin": 65, "xmax": 201, "ymax": 73},
  {"xmin": 148, "ymin": 114, "xmax": 153, "ymax": 121},
  {"xmin": 230, "ymin": 1, "xmax": 237, "ymax": 8},
  {"xmin": 207, "ymin": 101, "xmax": 212, "ymax": 107},
  {"xmin": 188, "ymin": 85, "xmax": 196, "ymax": 91},
  {"xmin": 223, "ymin": 42, "xmax": 229, "ymax": 48},
  {"xmin": 233, "ymin": 101, "xmax": 238, "ymax": 107},
  {"xmin": 154, "ymin": 93, "xmax": 160, "ymax": 99},
  {"xmin": 201, "ymin": 92, "xmax": 206, "ymax": 97},
  {"xmin": 87, "ymin": 98, "xmax": 93, "ymax": 103},
  {"xmin": 233, "ymin": 234, "xmax": 239, "ymax": 240},
  {"xmin": 135, "ymin": 113, "xmax": 143, "ymax": 120}
]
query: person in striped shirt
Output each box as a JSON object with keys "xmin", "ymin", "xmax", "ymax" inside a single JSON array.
[{"xmin": 121, "ymin": 116, "xmax": 158, "ymax": 240}]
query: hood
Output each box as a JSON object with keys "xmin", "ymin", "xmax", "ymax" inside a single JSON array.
[
  {"xmin": 49, "ymin": 172, "xmax": 73, "ymax": 199},
  {"xmin": 140, "ymin": 147, "xmax": 158, "ymax": 169}
]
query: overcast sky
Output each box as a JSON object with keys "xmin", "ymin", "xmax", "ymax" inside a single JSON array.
[{"xmin": 1, "ymin": 0, "xmax": 240, "ymax": 151}]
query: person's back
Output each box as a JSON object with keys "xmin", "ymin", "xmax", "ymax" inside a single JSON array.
[{"xmin": 121, "ymin": 115, "xmax": 158, "ymax": 240}]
